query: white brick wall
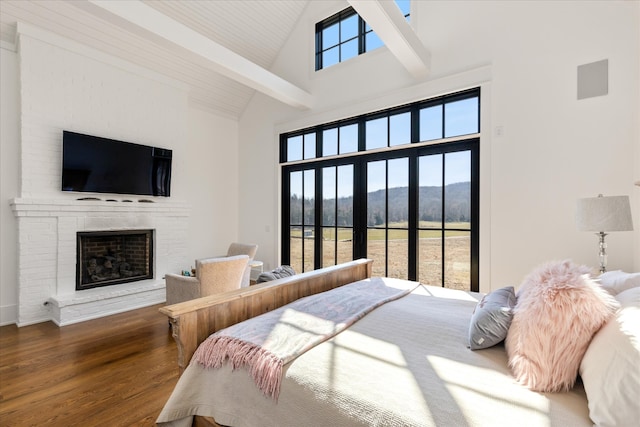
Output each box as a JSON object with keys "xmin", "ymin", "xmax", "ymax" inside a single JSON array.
[
  {"xmin": 12, "ymin": 199, "xmax": 190, "ymax": 326},
  {"xmin": 18, "ymin": 29, "xmax": 187, "ymax": 199},
  {"xmin": 12, "ymin": 27, "xmax": 191, "ymax": 326}
]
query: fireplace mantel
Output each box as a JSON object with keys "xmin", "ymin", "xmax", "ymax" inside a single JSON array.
[
  {"xmin": 11, "ymin": 197, "xmax": 191, "ymax": 216},
  {"xmin": 11, "ymin": 196, "xmax": 191, "ymax": 326}
]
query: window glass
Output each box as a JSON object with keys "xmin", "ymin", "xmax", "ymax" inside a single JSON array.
[
  {"xmin": 336, "ymin": 228, "xmax": 353, "ymax": 264},
  {"xmin": 388, "ymin": 158, "xmax": 408, "ymax": 228},
  {"xmin": 337, "ymin": 164, "xmax": 354, "ymax": 227},
  {"xmin": 287, "ymin": 136, "xmax": 303, "ymax": 161},
  {"xmin": 322, "ymin": 23, "xmax": 339, "ymax": 49},
  {"xmin": 445, "ymin": 230, "xmax": 470, "ymax": 290},
  {"xmin": 367, "ymin": 160, "xmax": 386, "ymax": 227},
  {"xmin": 303, "ymin": 170, "xmax": 315, "ymax": 225},
  {"xmin": 444, "ymin": 97, "xmax": 479, "ymax": 137},
  {"xmin": 303, "ymin": 133, "xmax": 316, "ymax": 159},
  {"xmin": 396, "ymin": 0, "xmax": 411, "ymax": 18},
  {"xmin": 322, "ymin": 47, "xmax": 339, "ymax": 69},
  {"xmin": 323, "ymin": 128, "xmax": 338, "ymax": 156},
  {"xmin": 322, "ymin": 164, "xmax": 354, "ymax": 268},
  {"xmin": 341, "ymin": 14, "xmax": 358, "ymax": 40},
  {"xmin": 316, "ymin": 7, "xmax": 386, "ymax": 70},
  {"xmin": 390, "ymin": 112, "xmax": 411, "ymax": 146},
  {"xmin": 419, "ymin": 154, "xmax": 443, "ymax": 228},
  {"xmin": 289, "ymin": 227, "xmax": 303, "ymax": 273},
  {"xmin": 365, "ymin": 32, "xmax": 383, "ymax": 51},
  {"xmin": 323, "ymin": 167, "xmax": 336, "ymax": 226},
  {"xmin": 420, "ymin": 105, "xmax": 443, "ymax": 141},
  {"xmin": 303, "ymin": 226, "xmax": 315, "ymax": 272},
  {"xmin": 366, "ymin": 117, "xmax": 387, "ymax": 150},
  {"xmin": 339, "ymin": 124, "xmax": 358, "ymax": 154},
  {"xmin": 290, "ymin": 171, "xmax": 303, "ymax": 224},
  {"xmin": 445, "ymin": 151, "xmax": 471, "ymax": 229},
  {"xmin": 341, "ymin": 39, "xmax": 359, "ymax": 62}
]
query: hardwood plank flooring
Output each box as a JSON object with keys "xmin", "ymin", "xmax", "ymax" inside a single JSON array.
[{"xmin": 0, "ymin": 304, "xmax": 179, "ymax": 426}]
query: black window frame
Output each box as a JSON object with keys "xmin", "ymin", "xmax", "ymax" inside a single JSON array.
[
  {"xmin": 281, "ymin": 88, "xmax": 480, "ymax": 161},
  {"xmin": 280, "ymin": 88, "xmax": 481, "ymax": 291},
  {"xmin": 315, "ymin": 2, "xmax": 411, "ymax": 71}
]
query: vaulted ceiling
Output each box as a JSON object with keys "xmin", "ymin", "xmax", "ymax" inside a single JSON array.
[
  {"xmin": 0, "ymin": 0, "xmax": 429, "ymax": 119},
  {"xmin": 0, "ymin": 0, "xmax": 310, "ymax": 118}
]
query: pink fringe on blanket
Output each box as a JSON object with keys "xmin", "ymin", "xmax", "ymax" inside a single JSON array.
[
  {"xmin": 195, "ymin": 336, "xmax": 284, "ymax": 398},
  {"xmin": 192, "ymin": 277, "xmax": 417, "ymax": 400}
]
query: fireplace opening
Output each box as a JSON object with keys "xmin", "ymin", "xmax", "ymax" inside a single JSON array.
[{"xmin": 77, "ymin": 230, "xmax": 153, "ymax": 290}]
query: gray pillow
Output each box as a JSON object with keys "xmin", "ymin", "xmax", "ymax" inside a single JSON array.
[
  {"xmin": 468, "ymin": 286, "xmax": 516, "ymax": 350},
  {"xmin": 256, "ymin": 265, "xmax": 296, "ymax": 284}
]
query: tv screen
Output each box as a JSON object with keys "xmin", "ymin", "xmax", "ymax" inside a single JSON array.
[{"xmin": 62, "ymin": 131, "xmax": 172, "ymax": 197}]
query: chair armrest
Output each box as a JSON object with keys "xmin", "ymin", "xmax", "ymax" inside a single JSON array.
[{"xmin": 165, "ymin": 273, "xmax": 200, "ymax": 305}]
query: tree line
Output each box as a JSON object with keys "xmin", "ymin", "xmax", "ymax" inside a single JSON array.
[{"xmin": 290, "ymin": 182, "xmax": 470, "ymax": 226}]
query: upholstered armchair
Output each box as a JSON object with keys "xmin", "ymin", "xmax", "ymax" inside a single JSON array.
[
  {"xmin": 164, "ymin": 254, "xmax": 249, "ymax": 306},
  {"xmin": 225, "ymin": 243, "xmax": 258, "ymax": 288}
]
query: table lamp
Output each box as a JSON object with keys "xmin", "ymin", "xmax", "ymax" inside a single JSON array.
[{"xmin": 576, "ymin": 194, "xmax": 633, "ymax": 273}]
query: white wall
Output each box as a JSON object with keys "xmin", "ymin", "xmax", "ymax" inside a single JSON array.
[
  {"xmin": 239, "ymin": 1, "xmax": 640, "ymax": 291},
  {"xmin": 0, "ymin": 45, "xmax": 20, "ymax": 325},
  {"xmin": 0, "ymin": 27, "xmax": 241, "ymax": 325},
  {"xmin": 184, "ymin": 107, "xmax": 241, "ymax": 262}
]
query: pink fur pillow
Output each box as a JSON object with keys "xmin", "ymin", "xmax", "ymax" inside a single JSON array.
[{"xmin": 505, "ymin": 260, "xmax": 619, "ymax": 392}]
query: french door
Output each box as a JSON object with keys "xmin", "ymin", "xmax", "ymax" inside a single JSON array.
[{"xmin": 282, "ymin": 139, "xmax": 478, "ymax": 291}]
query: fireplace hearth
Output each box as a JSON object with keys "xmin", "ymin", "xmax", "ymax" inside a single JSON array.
[{"xmin": 77, "ymin": 230, "xmax": 153, "ymax": 290}]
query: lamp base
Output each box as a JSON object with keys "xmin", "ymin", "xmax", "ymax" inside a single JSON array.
[{"xmin": 596, "ymin": 231, "xmax": 608, "ymax": 274}]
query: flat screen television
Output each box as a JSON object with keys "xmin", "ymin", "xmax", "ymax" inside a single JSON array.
[{"xmin": 62, "ymin": 131, "xmax": 172, "ymax": 197}]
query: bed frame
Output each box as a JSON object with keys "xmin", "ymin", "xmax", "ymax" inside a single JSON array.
[{"xmin": 160, "ymin": 259, "xmax": 373, "ymax": 427}]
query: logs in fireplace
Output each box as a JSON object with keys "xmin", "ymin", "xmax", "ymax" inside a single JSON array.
[{"xmin": 77, "ymin": 230, "xmax": 153, "ymax": 290}]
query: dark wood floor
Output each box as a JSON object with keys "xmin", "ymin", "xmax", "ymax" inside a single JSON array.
[{"xmin": 0, "ymin": 304, "xmax": 179, "ymax": 426}]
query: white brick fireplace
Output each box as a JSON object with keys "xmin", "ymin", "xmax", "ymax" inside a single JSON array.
[
  {"xmin": 9, "ymin": 25, "xmax": 192, "ymax": 326},
  {"xmin": 11, "ymin": 198, "xmax": 190, "ymax": 326}
]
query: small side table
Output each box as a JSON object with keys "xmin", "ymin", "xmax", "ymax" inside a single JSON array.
[{"xmin": 249, "ymin": 260, "xmax": 263, "ymax": 282}]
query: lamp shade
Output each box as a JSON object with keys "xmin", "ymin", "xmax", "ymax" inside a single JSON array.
[{"xmin": 576, "ymin": 195, "xmax": 634, "ymax": 232}]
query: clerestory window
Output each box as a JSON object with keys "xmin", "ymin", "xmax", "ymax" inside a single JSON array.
[{"xmin": 315, "ymin": 1, "xmax": 411, "ymax": 71}]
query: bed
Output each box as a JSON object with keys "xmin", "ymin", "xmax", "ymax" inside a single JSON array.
[{"xmin": 156, "ymin": 259, "xmax": 636, "ymax": 427}]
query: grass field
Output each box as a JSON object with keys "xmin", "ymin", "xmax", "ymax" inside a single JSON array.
[{"xmin": 289, "ymin": 221, "xmax": 471, "ymax": 291}]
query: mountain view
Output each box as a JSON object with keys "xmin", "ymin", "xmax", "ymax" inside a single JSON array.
[{"xmin": 290, "ymin": 181, "xmax": 471, "ymax": 226}]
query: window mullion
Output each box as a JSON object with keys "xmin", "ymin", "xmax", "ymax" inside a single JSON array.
[
  {"xmin": 359, "ymin": 16, "xmax": 364, "ymax": 53},
  {"xmin": 440, "ymin": 154, "xmax": 446, "ymax": 287},
  {"xmin": 384, "ymin": 160, "xmax": 389, "ymax": 277},
  {"xmin": 408, "ymin": 155, "xmax": 418, "ymax": 280},
  {"xmin": 314, "ymin": 166, "xmax": 323, "ymax": 269}
]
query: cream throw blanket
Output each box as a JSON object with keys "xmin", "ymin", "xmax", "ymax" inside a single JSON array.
[{"xmin": 192, "ymin": 277, "xmax": 417, "ymax": 400}]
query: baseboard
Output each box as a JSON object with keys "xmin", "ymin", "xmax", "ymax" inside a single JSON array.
[{"xmin": 0, "ymin": 304, "xmax": 17, "ymax": 326}]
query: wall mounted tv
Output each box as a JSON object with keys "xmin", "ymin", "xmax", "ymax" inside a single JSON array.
[{"xmin": 62, "ymin": 131, "xmax": 172, "ymax": 197}]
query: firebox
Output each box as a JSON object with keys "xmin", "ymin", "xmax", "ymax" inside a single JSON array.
[{"xmin": 76, "ymin": 230, "xmax": 153, "ymax": 290}]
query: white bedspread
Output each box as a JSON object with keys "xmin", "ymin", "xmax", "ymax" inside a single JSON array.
[{"xmin": 157, "ymin": 283, "xmax": 591, "ymax": 427}]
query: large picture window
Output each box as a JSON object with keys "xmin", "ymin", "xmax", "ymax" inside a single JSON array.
[{"xmin": 281, "ymin": 88, "xmax": 480, "ymax": 291}]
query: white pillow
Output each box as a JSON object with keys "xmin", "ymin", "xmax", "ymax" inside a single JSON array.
[
  {"xmin": 597, "ymin": 270, "xmax": 640, "ymax": 295},
  {"xmin": 579, "ymin": 286, "xmax": 640, "ymax": 426}
]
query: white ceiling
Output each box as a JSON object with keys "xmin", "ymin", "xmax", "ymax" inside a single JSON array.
[
  {"xmin": 0, "ymin": 0, "xmax": 428, "ymax": 119},
  {"xmin": 0, "ymin": 0, "xmax": 311, "ymax": 118}
]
